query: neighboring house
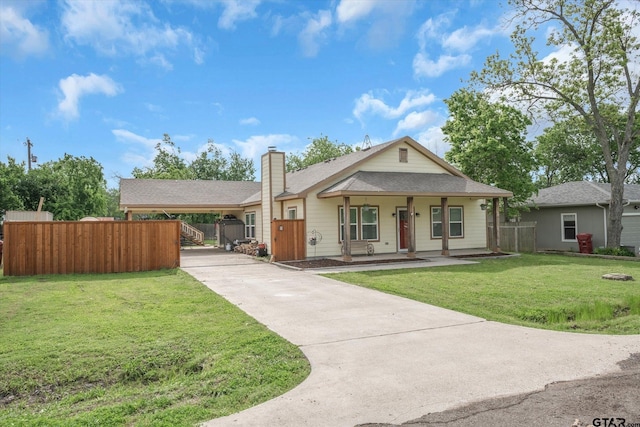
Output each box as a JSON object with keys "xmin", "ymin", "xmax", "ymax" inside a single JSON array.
[
  {"xmin": 120, "ymin": 136, "xmax": 512, "ymax": 260},
  {"xmin": 520, "ymin": 181, "xmax": 640, "ymax": 254}
]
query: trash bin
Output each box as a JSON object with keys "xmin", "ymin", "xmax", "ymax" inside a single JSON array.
[{"xmin": 576, "ymin": 233, "xmax": 593, "ymax": 254}]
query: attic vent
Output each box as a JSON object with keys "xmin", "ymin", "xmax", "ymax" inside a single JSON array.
[{"xmin": 399, "ymin": 148, "xmax": 408, "ymax": 163}]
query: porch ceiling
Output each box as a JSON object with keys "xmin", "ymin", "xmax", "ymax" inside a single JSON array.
[{"xmin": 316, "ymin": 171, "xmax": 513, "ymax": 199}]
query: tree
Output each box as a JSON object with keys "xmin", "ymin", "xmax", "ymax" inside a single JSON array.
[
  {"xmin": 472, "ymin": 0, "xmax": 640, "ymax": 247},
  {"xmin": 132, "ymin": 134, "xmax": 256, "ymax": 181},
  {"xmin": 534, "ymin": 117, "xmax": 605, "ymax": 187},
  {"xmin": 223, "ymin": 152, "xmax": 256, "ymax": 181},
  {"xmin": 286, "ymin": 135, "xmax": 354, "ymax": 172},
  {"xmin": 12, "ymin": 154, "xmax": 108, "ymax": 220},
  {"xmin": 132, "ymin": 134, "xmax": 190, "ymax": 179},
  {"xmin": 0, "ymin": 157, "xmax": 26, "ymax": 217},
  {"xmin": 442, "ymin": 89, "xmax": 537, "ymax": 214}
]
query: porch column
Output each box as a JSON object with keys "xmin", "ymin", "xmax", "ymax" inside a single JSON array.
[
  {"xmin": 492, "ymin": 197, "xmax": 500, "ymax": 252},
  {"xmin": 407, "ymin": 196, "xmax": 416, "ymax": 258},
  {"xmin": 125, "ymin": 210, "xmax": 133, "ymax": 221},
  {"xmin": 441, "ymin": 197, "xmax": 449, "ymax": 256},
  {"xmin": 342, "ymin": 196, "xmax": 352, "ymax": 262}
]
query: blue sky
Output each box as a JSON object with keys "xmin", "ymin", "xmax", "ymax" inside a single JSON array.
[{"xmin": 0, "ymin": 0, "xmax": 522, "ymax": 188}]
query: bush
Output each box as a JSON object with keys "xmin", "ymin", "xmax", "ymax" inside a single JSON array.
[{"xmin": 593, "ymin": 246, "xmax": 636, "ymax": 257}]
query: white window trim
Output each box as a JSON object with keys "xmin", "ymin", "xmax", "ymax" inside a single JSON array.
[
  {"xmin": 245, "ymin": 212, "xmax": 256, "ymax": 239},
  {"xmin": 339, "ymin": 206, "xmax": 380, "ymax": 242},
  {"xmin": 561, "ymin": 212, "xmax": 577, "ymax": 242},
  {"xmin": 360, "ymin": 206, "xmax": 379, "ymax": 240},
  {"xmin": 431, "ymin": 206, "xmax": 464, "ymax": 239},
  {"xmin": 287, "ymin": 207, "xmax": 297, "ymax": 219}
]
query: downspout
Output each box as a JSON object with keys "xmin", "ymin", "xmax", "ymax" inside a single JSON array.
[
  {"xmin": 596, "ymin": 199, "xmax": 630, "ymax": 248},
  {"xmin": 595, "ymin": 202, "xmax": 607, "ymax": 247}
]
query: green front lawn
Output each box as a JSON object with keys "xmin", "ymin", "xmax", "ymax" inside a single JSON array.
[
  {"xmin": 326, "ymin": 254, "xmax": 640, "ymax": 334},
  {"xmin": 0, "ymin": 269, "xmax": 309, "ymax": 426}
]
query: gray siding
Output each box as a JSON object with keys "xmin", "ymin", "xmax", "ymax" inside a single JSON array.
[
  {"xmin": 521, "ymin": 206, "xmax": 606, "ymax": 251},
  {"xmin": 621, "ymin": 206, "xmax": 640, "ymax": 254}
]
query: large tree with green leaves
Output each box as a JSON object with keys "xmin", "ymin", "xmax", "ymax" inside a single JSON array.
[
  {"xmin": 286, "ymin": 135, "xmax": 354, "ymax": 172},
  {"xmin": 534, "ymin": 117, "xmax": 605, "ymax": 187},
  {"xmin": 442, "ymin": 88, "xmax": 537, "ymax": 214},
  {"xmin": 9, "ymin": 154, "xmax": 108, "ymax": 220},
  {"xmin": 0, "ymin": 157, "xmax": 26, "ymax": 217},
  {"xmin": 133, "ymin": 134, "xmax": 255, "ymax": 181},
  {"xmin": 472, "ymin": 0, "xmax": 640, "ymax": 247},
  {"xmin": 535, "ymin": 113, "xmax": 640, "ymax": 187}
]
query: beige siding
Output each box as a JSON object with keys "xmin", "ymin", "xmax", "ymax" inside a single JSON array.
[
  {"xmin": 303, "ymin": 192, "xmax": 488, "ymax": 257},
  {"xmin": 360, "ymin": 142, "xmax": 450, "ymax": 173},
  {"xmin": 261, "ymin": 154, "xmax": 271, "ymax": 244},
  {"xmin": 261, "ymin": 151, "xmax": 286, "ymax": 248},
  {"xmin": 243, "ymin": 204, "xmax": 262, "ymax": 242}
]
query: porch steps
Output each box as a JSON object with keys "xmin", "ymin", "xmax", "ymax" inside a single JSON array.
[{"xmin": 180, "ymin": 222, "xmax": 205, "ymax": 246}]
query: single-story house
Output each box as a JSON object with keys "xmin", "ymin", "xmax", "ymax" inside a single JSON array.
[
  {"xmin": 120, "ymin": 136, "xmax": 512, "ymax": 260},
  {"xmin": 520, "ymin": 181, "xmax": 640, "ymax": 254}
]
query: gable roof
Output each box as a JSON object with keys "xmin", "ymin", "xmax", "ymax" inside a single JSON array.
[
  {"xmin": 278, "ymin": 136, "xmax": 468, "ymax": 200},
  {"xmin": 528, "ymin": 181, "xmax": 640, "ymax": 207},
  {"xmin": 119, "ymin": 179, "xmax": 261, "ymax": 213},
  {"xmin": 318, "ymin": 171, "xmax": 512, "ymax": 198},
  {"xmin": 119, "ymin": 136, "xmax": 513, "ymax": 213}
]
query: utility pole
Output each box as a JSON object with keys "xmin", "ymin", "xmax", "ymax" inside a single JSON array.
[{"xmin": 24, "ymin": 138, "xmax": 37, "ymax": 171}]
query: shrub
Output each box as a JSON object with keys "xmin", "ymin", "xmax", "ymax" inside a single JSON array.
[{"xmin": 593, "ymin": 246, "xmax": 636, "ymax": 257}]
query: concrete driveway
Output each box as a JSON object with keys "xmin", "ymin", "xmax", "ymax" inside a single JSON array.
[{"xmin": 180, "ymin": 248, "xmax": 640, "ymax": 427}]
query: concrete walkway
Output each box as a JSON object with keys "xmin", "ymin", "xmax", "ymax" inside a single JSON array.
[{"xmin": 180, "ymin": 248, "xmax": 640, "ymax": 427}]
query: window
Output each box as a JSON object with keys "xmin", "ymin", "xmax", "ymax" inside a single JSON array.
[
  {"xmin": 339, "ymin": 207, "xmax": 358, "ymax": 241},
  {"xmin": 561, "ymin": 213, "xmax": 577, "ymax": 241},
  {"xmin": 431, "ymin": 206, "xmax": 464, "ymax": 238},
  {"xmin": 288, "ymin": 208, "xmax": 297, "ymax": 219},
  {"xmin": 245, "ymin": 212, "xmax": 256, "ymax": 239},
  {"xmin": 399, "ymin": 148, "xmax": 408, "ymax": 163},
  {"xmin": 339, "ymin": 206, "xmax": 379, "ymax": 241},
  {"xmin": 361, "ymin": 206, "xmax": 378, "ymax": 240}
]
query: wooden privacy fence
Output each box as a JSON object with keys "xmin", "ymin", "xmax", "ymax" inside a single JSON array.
[
  {"xmin": 3, "ymin": 220, "xmax": 181, "ymax": 276},
  {"xmin": 271, "ymin": 219, "xmax": 306, "ymax": 261},
  {"xmin": 487, "ymin": 222, "xmax": 537, "ymax": 253}
]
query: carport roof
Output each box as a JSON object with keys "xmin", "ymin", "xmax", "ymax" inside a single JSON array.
[
  {"xmin": 119, "ymin": 179, "xmax": 261, "ymax": 213},
  {"xmin": 317, "ymin": 171, "xmax": 513, "ymax": 198}
]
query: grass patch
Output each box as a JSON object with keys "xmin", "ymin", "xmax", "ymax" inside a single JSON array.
[
  {"xmin": 0, "ymin": 269, "xmax": 309, "ymax": 426},
  {"xmin": 326, "ymin": 254, "xmax": 640, "ymax": 334}
]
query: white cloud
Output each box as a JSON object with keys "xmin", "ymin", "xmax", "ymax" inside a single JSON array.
[
  {"xmin": 112, "ymin": 129, "xmax": 159, "ymax": 150},
  {"xmin": 415, "ymin": 126, "xmax": 449, "ymax": 158},
  {"xmin": 144, "ymin": 103, "xmax": 163, "ymax": 113},
  {"xmin": 145, "ymin": 53, "xmax": 173, "ymax": 70},
  {"xmin": 56, "ymin": 73, "xmax": 123, "ymax": 121},
  {"xmin": 413, "ymin": 11, "xmax": 502, "ymax": 79},
  {"xmin": 353, "ymin": 89, "xmax": 437, "ymax": 121},
  {"xmin": 413, "ymin": 52, "xmax": 471, "ymax": 78},
  {"xmin": 61, "ymin": 0, "xmax": 199, "ymax": 67},
  {"xmin": 240, "ymin": 117, "xmax": 261, "ymax": 126},
  {"xmin": 335, "ymin": 0, "xmax": 377, "ymax": 23},
  {"xmin": 232, "ymin": 134, "xmax": 297, "ymax": 163},
  {"xmin": 298, "ymin": 10, "xmax": 332, "ymax": 57},
  {"xmin": 218, "ymin": 0, "xmax": 261, "ymax": 30},
  {"xmin": 336, "ymin": 0, "xmax": 415, "ymax": 50},
  {"xmin": 443, "ymin": 25, "xmax": 497, "ymax": 52},
  {"xmin": 394, "ymin": 110, "xmax": 442, "ymax": 135},
  {"xmin": 0, "ymin": 5, "xmax": 49, "ymax": 58},
  {"xmin": 416, "ymin": 14, "xmax": 453, "ymax": 50}
]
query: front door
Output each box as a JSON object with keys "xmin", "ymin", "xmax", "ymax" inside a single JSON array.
[{"xmin": 397, "ymin": 208, "xmax": 408, "ymax": 252}]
